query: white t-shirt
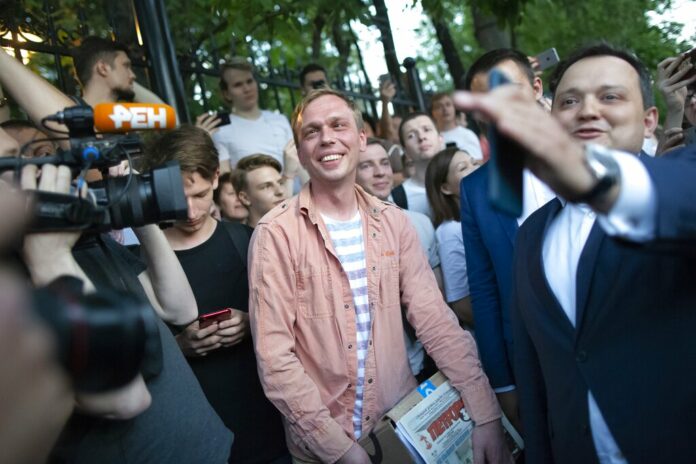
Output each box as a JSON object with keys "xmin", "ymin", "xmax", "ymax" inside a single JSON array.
[
  {"xmin": 435, "ymin": 220, "xmax": 470, "ymax": 303},
  {"xmin": 401, "ymin": 179, "xmax": 432, "ymax": 219},
  {"xmin": 212, "ymin": 110, "xmax": 293, "ymax": 167},
  {"xmin": 441, "ymin": 126, "xmax": 483, "ymax": 160}
]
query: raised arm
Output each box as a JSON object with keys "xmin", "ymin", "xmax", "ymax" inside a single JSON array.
[
  {"xmin": 20, "ymin": 164, "xmax": 151, "ymax": 420},
  {"xmin": 134, "ymin": 224, "xmax": 198, "ymax": 326},
  {"xmin": 0, "ymin": 50, "xmax": 73, "ymax": 134}
]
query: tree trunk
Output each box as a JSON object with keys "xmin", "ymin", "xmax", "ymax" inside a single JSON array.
[
  {"xmin": 331, "ymin": 21, "xmax": 351, "ymax": 80},
  {"xmin": 371, "ymin": 0, "xmax": 401, "ymax": 83},
  {"xmin": 471, "ymin": 3, "xmax": 511, "ymax": 51},
  {"xmin": 311, "ymin": 12, "xmax": 326, "ymax": 61},
  {"xmin": 431, "ymin": 17, "xmax": 466, "ymax": 88}
]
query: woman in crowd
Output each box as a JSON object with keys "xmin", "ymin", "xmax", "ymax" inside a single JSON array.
[
  {"xmin": 214, "ymin": 170, "xmax": 249, "ymax": 223},
  {"xmin": 425, "ymin": 147, "xmax": 480, "ymax": 327}
]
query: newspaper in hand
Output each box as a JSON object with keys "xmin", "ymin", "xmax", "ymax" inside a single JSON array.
[{"xmin": 395, "ymin": 380, "xmax": 475, "ymax": 464}]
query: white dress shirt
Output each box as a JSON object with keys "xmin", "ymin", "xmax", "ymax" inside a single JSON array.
[{"xmin": 540, "ymin": 149, "xmax": 656, "ymax": 463}]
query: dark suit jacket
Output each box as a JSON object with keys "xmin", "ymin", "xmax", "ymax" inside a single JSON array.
[
  {"xmin": 460, "ymin": 164, "xmax": 519, "ymax": 388},
  {"xmin": 512, "ymin": 147, "xmax": 696, "ymax": 464}
]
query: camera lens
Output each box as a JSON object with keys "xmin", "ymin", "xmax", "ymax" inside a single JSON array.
[
  {"xmin": 92, "ymin": 161, "xmax": 188, "ymax": 230},
  {"xmin": 33, "ymin": 283, "xmax": 159, "ymax": 392}
]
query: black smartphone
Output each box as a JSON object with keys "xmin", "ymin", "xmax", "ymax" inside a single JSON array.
[
  {"xmin": 534, "ymin": 48, "xmax": 560, "ymax": 71},
  {"xmin": 487, "ymin": 69, "xmax": 526, "ymax": 217},
  {"xmin": 216, "ymin": 111, "xmax": 231, "ymax": 126}
]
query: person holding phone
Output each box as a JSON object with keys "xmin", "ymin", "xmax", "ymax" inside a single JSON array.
[
  {"xmin": 454, "ymin": 43, "xmax": 696, "ymax": 464},
  {"xmin": 299, "ymin": 63, "xmax": 330, "ymax": 97},
  {"xmin": 212, "ymin": 58, "xmax": 294, "ymax": 175},
  {"xmin": 656, "ymin": 48, "xmax": 696, "ymax": 154},
  {"xmin": 141, "ymin": 125, "xmax": 289, "ymax": 464}
]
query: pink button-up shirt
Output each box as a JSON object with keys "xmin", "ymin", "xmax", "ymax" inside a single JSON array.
[{"xmin": 249, "ymin": 183, "xmax": 499, "ymax": 463}]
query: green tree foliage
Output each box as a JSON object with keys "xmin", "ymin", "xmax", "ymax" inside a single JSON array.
[
  {"xmin": 162, "ymin": 0, "xmax": 376, "ymax": 116},
  {"xmin": 415, "ymin": 0, "xmax": 691, "ymax": 120}
]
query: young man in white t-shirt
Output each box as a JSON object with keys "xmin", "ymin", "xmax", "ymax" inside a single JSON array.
[
  {"xmin": 430, "ymin": 91, "xmax": 483, "ymax": 160},
  {"xmin": 395, "ymin": 113, "xmax": 445, "ymax": 218},
  {"xmin": 212, "ymin": 58, "xmax": 293, "ymax": 173}
]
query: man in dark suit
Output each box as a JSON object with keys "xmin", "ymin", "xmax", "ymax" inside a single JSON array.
[
  {"xmin": 459, "ymin": 49, "xmax": 554, "ymax": 430},
  {"xmin": 455, "ymin": 43, "xmax": 696, "ymax": 463}
]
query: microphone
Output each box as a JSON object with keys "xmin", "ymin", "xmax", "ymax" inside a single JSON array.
[{"xmin": 93, "ymin": 103, "xmax": 177, "ymax": 133}]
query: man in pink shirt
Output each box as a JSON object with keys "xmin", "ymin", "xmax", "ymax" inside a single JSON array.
[{"xmin": 248, "ymin": 88, "xmax": 510, "ymax": 464}]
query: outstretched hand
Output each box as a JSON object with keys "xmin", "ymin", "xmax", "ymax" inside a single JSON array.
[{"xmin": 453, "ymin": 86, "xmax": 594, "ymax": 204}]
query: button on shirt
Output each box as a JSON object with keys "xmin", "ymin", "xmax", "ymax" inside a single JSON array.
[{"xmin": 248, "ymin": 184, "xmax": 500, "ymax": 463}]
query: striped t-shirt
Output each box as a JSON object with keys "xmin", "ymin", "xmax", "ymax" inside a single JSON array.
[{"xmin": 322, "ymin": 211, "xmax": 371, "ymax": 439}]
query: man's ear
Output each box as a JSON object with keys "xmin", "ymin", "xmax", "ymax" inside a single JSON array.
[
  {"xmin": 212, "ymin": 169, "xmax": 220, "ymax": 190},
  {"xmin": 358, "ymin": 128, "xmax": 367, "ymax": 152},
  {"xmin": 95, "ymin": 60, "xmax": 111, "ymax": 78},
  {"xmin": 643, "ymin": 106, "xmax": 659, "ymax": 139},
  {"xmin": 532, "ymin": 77, "xmax": 544, "ymax": 101},
  {"xmin": 238, "ymin": 190, "xmax": 251, "ymax": 207}
]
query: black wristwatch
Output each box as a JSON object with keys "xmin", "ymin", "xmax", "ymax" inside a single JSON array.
[{"xmin": 574, "ymin": 143, "xmax": 620, "ymax": 205}]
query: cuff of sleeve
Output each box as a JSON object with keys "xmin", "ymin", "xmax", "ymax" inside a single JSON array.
[
  {"xmin": 459, "ymin": 383, "xmax": 502, "ymax": 426},
  {"xmin": 596, "ymin": 151, "xmax": 656, "ymax": 241},
  {"xmin": 295, "ymin": 418, "xmax": 354, "ymax": 463},
  {"xmin": 493, "ymin": 385, "xmax": 516, "ymax": 394}
]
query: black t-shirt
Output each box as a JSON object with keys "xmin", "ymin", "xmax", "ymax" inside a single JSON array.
[
  {"xmin": 174, "ymin": 221, "xmax": 287, "ymax": 464},
  {"xmin": 52, "ymin": 233, "xmax": 233, "ymax": 464}
]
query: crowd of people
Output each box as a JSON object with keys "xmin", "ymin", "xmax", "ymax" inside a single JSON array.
[{"xmin": 0, "ymin": 26, "xmax": 695, "ymax": 464}]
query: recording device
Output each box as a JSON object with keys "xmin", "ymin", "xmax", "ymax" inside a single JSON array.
[
  {"xmin": 33, "ymin": 276, "xmax": 158, "ymax": 392},
  {"xmin": 311, "ymin": 79, "xmax": 327, "ymax": 90},
  {"xmin": 678, "ymin": 47, "xmax": 696, "ymax": 81},
  {"xmin": 216, "ymin": 111, "xmax": 231, "ymax": 126},
  {"xmin": 487, "ymin": 69, "xmax": 527, "ymax": 217},
  {"xmin": 198, "ymin": 308, "xmax": 232, "ymax": 329},
  {"xmin": 0, "ymin": 103, "xmax": 188, "ymax": 232},
  {"xmin": 534, "ymin": 48, "xmax": 560, "ymax": 71}
]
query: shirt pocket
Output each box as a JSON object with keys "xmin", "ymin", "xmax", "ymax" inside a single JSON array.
[
  {"xmin": 378, "ymin": 255, "xmax": 400, "ymax": 308},
  {"xmin": 296, "ymin": 265, "xmax": 334, "ymax": 318}
]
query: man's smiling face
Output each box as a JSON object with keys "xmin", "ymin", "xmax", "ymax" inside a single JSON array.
[{"xmin": 297, "ymin": 94, "xmax": 366, "ymax": 187}]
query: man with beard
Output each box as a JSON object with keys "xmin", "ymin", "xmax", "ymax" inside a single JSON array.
[{"xmin": 72, "ymin": 36, "xmax": 164, "ymax": 107}]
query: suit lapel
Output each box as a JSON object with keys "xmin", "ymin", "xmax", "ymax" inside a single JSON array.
[
  {"xmin": 529, "ymin": 199, "xmax": 576, "ymax": 336},
  {"xmin": 574, "ymin": 222, "xmax": 606, "ymax": 337}
]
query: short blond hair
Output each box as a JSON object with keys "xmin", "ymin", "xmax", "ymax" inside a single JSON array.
[
  {"xmin": 219, "ymin": 57, "xmax": 255, "ymax": 92},
  {"xmin": 291, "ymin": 88, "xmax": 363, "ymax": 146}
]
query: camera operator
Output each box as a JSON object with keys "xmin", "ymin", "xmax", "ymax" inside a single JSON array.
[
  {"xmin": 0, "ymin": 131, "xmax": 73, "ymax": 464},
  {"xmin": 0, "ymin": 49, "xmax": 233, "ymax": 462}
]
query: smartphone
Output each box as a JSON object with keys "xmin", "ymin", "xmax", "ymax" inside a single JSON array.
[
  {"xmin": 487, "ymin": 69, "xmax": 526, "ymax": 217},
  {"xmin": 216, "ymin": 111, "xmax": 231, "ymax": 126},
  {"xmin": 198, "ymin": 308, "xmax": 232, "ymax": 329},
  {"xmin": 534, "ymin": 48, "xmax": 560, "ymax": 71},
  {"xmin": 679, "ymin": 48, "xmax": 696, "ymax": 81}
]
